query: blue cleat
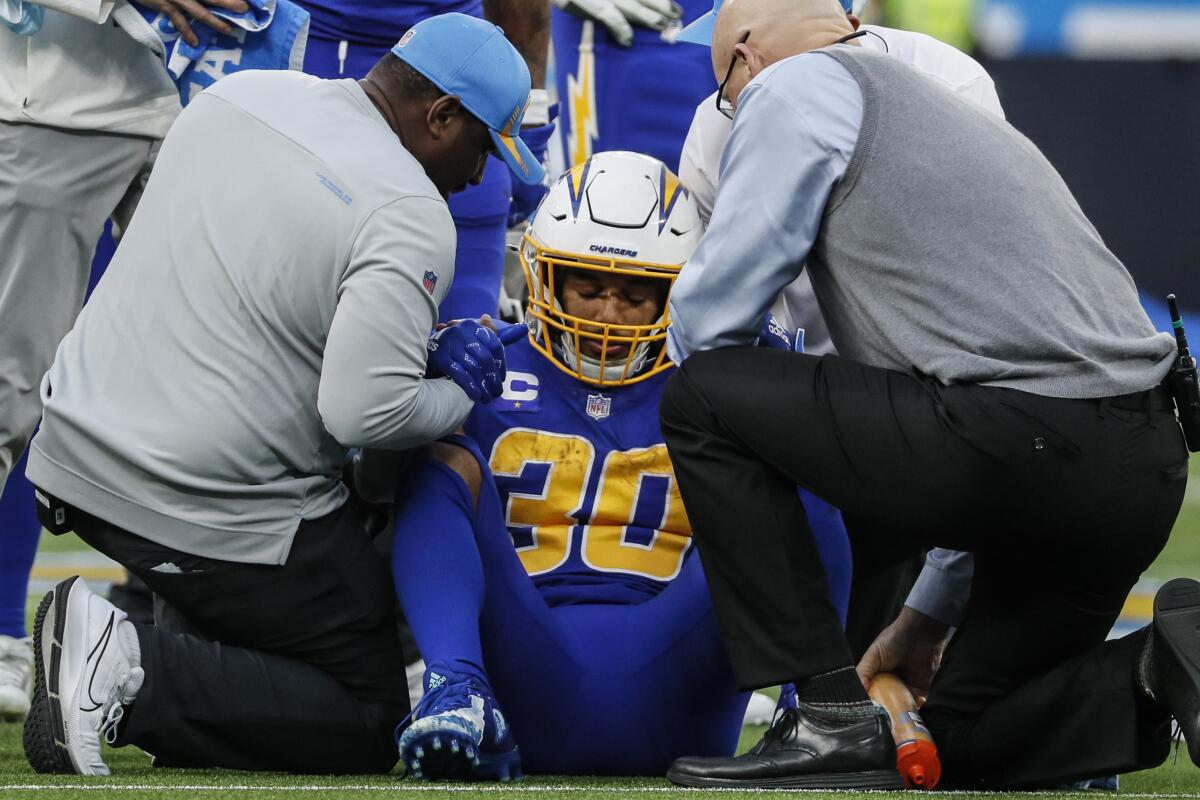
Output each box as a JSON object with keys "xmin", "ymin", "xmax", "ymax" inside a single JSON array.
[
  {"xmin": 396, "ymin": 664, "xmax": 522, "ymax": 782},
  {"xmin": 1063, "ymin": 775, "xmax": 1119, "ymax": 792}
]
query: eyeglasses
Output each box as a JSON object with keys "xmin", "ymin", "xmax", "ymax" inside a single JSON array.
[{"xmin": 716, "ymin": 31, "xmax": 750, "ymax": 120}]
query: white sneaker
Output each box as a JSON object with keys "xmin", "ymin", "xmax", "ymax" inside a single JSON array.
[
  {"xmin": 23, "ymin": 576, "xmax": 144, "ymax": 776},
  {"xmin": 742, "ymin": 691, "xmax": 778, "ymax": 727},
  {"xmin": 0, "ymin": 634, "xmax": 33, "ymax": 721}
]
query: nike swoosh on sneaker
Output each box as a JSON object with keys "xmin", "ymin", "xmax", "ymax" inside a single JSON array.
[{"xmin": 80, "ymin": 614, "xmax": 115, "ymax": 714}]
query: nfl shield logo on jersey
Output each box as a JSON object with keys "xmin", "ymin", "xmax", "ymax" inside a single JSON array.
[
  {"xmin": 585, "ymin": 394, "xmax": 611, "ymax": 421},
  {"xmin": 422, "ymin": 270, "xmax": 437, "ymax": 294}
]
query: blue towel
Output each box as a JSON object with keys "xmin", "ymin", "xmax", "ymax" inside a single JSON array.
[
  {"xmin": 1, "ymin": 0, "xmax": 43, "ymax": 35},
  {"xmin": 113, "ymin": 0, "xmax": 309, "ymax": 105}
]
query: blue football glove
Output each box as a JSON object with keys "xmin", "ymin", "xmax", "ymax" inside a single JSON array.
[
  {"xmin": 507, "ymin": 112, "xmax": 558, "ymax": 229},
  {"xmin": 756, "ymin": 313, "xmax": 794, "ymax": 351},
  {"xmin": 427, "ymin": 320, "xmax": 529, "ymax": 403}
]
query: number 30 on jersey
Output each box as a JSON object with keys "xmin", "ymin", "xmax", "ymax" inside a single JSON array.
[{"xmin": 489, "ymin": 429, "xmax": 692, "ymax": 581}]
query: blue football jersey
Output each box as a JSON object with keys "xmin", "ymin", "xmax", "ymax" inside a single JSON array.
[
  {"xmin": 465, "ymin": 338, "xmax": 691, "ymax": 607},
  {"xmin": 301, "ymin": 0, "xmax": 482, "ymax": 47}
]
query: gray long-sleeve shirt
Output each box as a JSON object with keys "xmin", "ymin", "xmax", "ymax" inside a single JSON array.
[{"xmin": 28, "ymin": 70, "xmax": 472, "ymax": 565}]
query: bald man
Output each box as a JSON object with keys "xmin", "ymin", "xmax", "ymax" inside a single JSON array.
[{"xmin": 659, "ymin": 0, "xmax": 1198, "ymax": 790}]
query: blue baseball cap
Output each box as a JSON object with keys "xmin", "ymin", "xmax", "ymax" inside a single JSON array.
[
  {"xmin": 391, "ymin": 13, "xmax": 544, "ymax": 186},
  {"xmin": 677, "ymin": 0, "xmax": 853, "ymax": 46}
]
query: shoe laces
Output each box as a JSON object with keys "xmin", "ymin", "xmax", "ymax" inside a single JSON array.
[
  {"xmin": 754, "ymin": 708, "xmax": 800, "ymax": 754},
  {"xmin": 399, "ymin": 676, "xmax": 487, "ymax": 731},
  {"xmin": 100, "ymin": 702, "xmax": 125, "ymax": 746},
  {"xmin": 758, "ymin": 701, "xmax": 881, "ymax": 753},
  {"xmin": 98, "ymin": 667, "xmax": 143, "ymax": 746}
]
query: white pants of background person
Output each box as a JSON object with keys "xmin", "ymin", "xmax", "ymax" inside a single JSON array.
[{"xmin": 0, "ymin": 124, "xmax": 158, "ymax": 487}]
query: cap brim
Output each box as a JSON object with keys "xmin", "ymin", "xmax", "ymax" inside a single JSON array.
[
  {"xmin": 490, "ymin": 128, "xmax": 545, "ymax": 186},
  {"xmin": 676, "ymin": 10, "xmax": 715, "ymax": 46}
]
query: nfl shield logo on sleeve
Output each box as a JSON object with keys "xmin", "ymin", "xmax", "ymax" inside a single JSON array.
[
  {"xmin": 422, "ymin": 270, "xmax": 437, "ymax": 294},
  {"xmin": 585, "ymin": 394, "xmax": 611, "ymax": 421}
]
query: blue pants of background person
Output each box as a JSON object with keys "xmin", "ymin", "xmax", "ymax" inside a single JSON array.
[
  {"xmin": 303, "ymin": 36, "xmax": 511, "ymax": 321},
  {"xmin": 391, "ymin": 435, "xmax": 852, "ymax": 775}
]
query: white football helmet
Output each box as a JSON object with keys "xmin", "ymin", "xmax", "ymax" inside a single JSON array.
[{"xmin": 519, "ymin": 151, "xmax": 702, "ymax": 387}]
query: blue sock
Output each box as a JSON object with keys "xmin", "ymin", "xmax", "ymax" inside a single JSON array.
[
  {"xmin": 0, "ymin": 449, "xmax": 41, "ymax": 638},
  {"xmin": 391, "ymin": 458, "xmax": 489, "ymax": 688}
]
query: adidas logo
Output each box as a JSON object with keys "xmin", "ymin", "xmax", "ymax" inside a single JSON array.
[{"xmin": 427, "ymin": 672, "xmax": 447, "ymax": 691}]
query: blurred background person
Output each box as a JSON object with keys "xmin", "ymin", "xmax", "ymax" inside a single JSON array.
[{"xmin": 551, "ymin": 0, "xmax": 714, "ymax": 172}]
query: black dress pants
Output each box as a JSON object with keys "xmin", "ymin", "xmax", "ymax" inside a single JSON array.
[
  {"xmin": 660, "ymin": 348, "xmax": 1187, "ymax": 788},
  {"xmin": 73, "ymin": 501, "xmax": 409, "ymax": 774}
]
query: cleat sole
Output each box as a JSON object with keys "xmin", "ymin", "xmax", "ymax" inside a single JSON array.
[
  {"xmin": 22, "ymin": 578, "xmax": 78, "ymax": 774},
  {"xmin": 400, "ymin": 727, "xmax": 521, "ymax": 782}
]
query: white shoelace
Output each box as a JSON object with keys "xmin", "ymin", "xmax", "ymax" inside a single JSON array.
[{"xmin": 99, "ymin": 669, "xmax": 143, "ymax": 745}]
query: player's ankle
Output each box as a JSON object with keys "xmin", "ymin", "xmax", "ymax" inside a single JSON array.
[{"xmin": 794, "ymin": 666, "xmax": 871, "ymax": 707}]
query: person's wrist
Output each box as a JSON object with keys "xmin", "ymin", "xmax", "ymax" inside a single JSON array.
[
  {"xmin": 523, "ymin": 89, "xmax": 551, "ymax": 127},
  {"xmin": 897, "ymin": 605, "xmax": 951, "ymax": 640}
]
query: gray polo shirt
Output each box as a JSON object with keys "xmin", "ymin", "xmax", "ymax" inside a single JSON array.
[{"xmin": 28, "ymin": 70, "xmax": 472, "ymax": 565}]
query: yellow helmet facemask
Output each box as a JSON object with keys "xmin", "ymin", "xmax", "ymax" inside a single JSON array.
[
  {"xmin": 516, "ymin": 151, "xmax": 702, "ymax": 388},
  {"xmin": 518, "ymin": 232, "xmax": 680, "ymax": 388}
]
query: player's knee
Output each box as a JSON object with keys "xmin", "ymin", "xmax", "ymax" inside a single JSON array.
[{"xmin": 428, "ymin": 441, "xmax": 483, "ymax": 508}]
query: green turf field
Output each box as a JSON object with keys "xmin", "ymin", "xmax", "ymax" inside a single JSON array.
[
  {"xmin": 3, "ymin": 478, "xmax": 1199, "ymax": 797},
  {"xmin": 1, "ymin": 720, "xmax": 1198, "ymax": 800}
]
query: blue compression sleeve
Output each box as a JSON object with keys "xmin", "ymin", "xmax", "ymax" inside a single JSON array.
[{"xmin": 390, "ymin": 457, "xmax": 489, "ymax": 686}]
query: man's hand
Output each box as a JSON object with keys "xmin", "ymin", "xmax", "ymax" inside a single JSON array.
[
  {"xmin": 136, "ymin": 0, "xmax": 250, "ymax": 46},
  {"xmin": 856, "ymin": 606, "xmax": 951, "ymax": 706},
  {"xmin": 427, "ymin": 318, "xmax": 528, "ymax": 403},
  {"xmin": 552, "ymin": 0, "xmax": 682, "ymax": 46}
]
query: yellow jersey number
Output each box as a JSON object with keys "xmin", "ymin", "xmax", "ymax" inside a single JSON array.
[{"xmin": 489, "ymin": 429, "xmax": 692, "ymax": 581}]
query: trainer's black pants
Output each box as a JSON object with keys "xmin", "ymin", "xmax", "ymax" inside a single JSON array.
[
  {"xmin": 660, "ymin": 349, "xmax": 1186, "ymax": 788},
  {"xmin": 74, "ymin": 501, "xmax": 408, "ymax": 774}
]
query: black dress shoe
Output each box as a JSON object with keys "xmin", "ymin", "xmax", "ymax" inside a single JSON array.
[
  {"xmin": 667, "ymin": 703, "xmax": 904, "ymax": 789},
  {"xmin": 1141, "ymin": 577, "xmax": 1200, "ymax": 765}
]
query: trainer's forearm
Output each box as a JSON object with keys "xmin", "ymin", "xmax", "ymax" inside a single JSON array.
[{"xmin": 483, "ymin": 0, "xmax": 549, "ymax": 88}]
